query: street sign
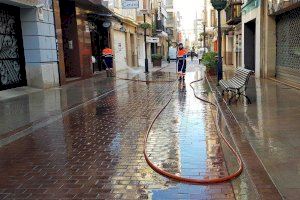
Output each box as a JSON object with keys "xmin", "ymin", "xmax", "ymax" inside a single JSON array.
[
  {"xmin": 122, "ymin": 0, "xmax": 139, "ymax": 9},
  {"xmin": 146, "ymin": 37, "xmax": 159, "ymax": 43}
]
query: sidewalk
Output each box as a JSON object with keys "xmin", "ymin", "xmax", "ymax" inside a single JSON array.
[
  {"xmin": 0, "ymin": 63, "xmax": 169, "ymax": 147},
  {"xmin": 210, "ymin": 67, "xmax": 300, "ymax": 199}
]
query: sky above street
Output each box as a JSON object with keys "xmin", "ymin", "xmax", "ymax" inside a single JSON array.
[
  {"xmin": 174, "ymin": 0, "xmax": 205, "ymax": 41},
  {"xmin": 174, "ymin": 0, "xmax": 204, "ymax": 30}
]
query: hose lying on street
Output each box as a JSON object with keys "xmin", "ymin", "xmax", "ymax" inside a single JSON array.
[{"xmin": 117, "ymin": 75, "xmax": 243, "ymax": 184}]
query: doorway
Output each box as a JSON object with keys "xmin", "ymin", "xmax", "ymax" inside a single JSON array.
[
  {"xmin": 244, "ymin": 20, "xmax": 256, "ymax": 71},
  {"xmin": 90, "ymin": 20, "xmax": 110, "ymax": 73},
  {"xmin": 0, "ymin": 3, "xmax": 26, "ymax": 91},
  {"xmin": 59, "ymin": 0, "xmax": 81, "ymax": 78}
]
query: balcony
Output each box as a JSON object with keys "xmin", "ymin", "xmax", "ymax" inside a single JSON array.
[
  {"xmin": 225, "ymin": 0, "xmax": 243, "ymax": 25},
  {"xmin": 156, "ymin": 20, "xmax": 166, "ymax": 32},
  {"xmin": 166, "ymin": 28, "xmax": 173, "ymax": 36},
  {"xmin": 268, "ymin": 0, "xmax": 300, "ymax": 15}
]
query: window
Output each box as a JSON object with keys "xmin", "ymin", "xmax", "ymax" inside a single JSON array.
[{"xmin": 211, "ymin": 10, "xmax": 216, "ymax": 27}]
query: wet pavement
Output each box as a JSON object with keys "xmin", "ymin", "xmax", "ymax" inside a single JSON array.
[
  {"xmin": 0, "ymin": 63, "xmax": 169, "ymax": 146},
  {"xmin": 214, "ymin": 66, "xmax": 300, "ymax": 199},
  {"xmin": 0, "ymin": 61, "xmax": 238, "ymax": 199}
]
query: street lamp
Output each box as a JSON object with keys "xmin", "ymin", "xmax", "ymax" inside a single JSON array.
[
  {"xmin": 140, "ymin": 9, "xmax": 149, "ymax": 73},
  {"xmin": 211, "ymin": 0, "xmax": 227, "ymax": 82}
]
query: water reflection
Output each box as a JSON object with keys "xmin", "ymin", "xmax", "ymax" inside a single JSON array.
[{"xmin": 0, "ymin": 63, "xmax": 236, "ymax": 199}]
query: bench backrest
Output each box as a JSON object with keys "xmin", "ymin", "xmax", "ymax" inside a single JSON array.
[{"xmin": 231, "ymin": 67, "xmax": 253, "ymax": 89}]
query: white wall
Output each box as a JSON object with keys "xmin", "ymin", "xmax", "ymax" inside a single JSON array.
[
  {"xmin": 137, "ymin": 36, "xmax": 145, "ymax": 67},
  {"xmin": 242, "ymin": 8, "xmax": 261, "ymax": 78},
  {"xmin": 113, "ymin": 30, "xmax": 128, "ymax": 71}
]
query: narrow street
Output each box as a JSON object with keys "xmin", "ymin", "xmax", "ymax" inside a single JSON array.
[{"xmin": 0, "ymin": 61, "xmax": 236, "ymax": 199}]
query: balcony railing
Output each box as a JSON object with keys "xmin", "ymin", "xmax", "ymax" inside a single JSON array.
[
  {"xmin": 268, "ymin": 0, "xmax": 300, "ymax": 15},
  {"xmin": 225, "ymin": 0, "xmax": 243, "ymax": 25}
]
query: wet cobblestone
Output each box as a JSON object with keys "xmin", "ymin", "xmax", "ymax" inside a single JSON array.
[{"xmin": 0, "ymin": 64, "xmax": 235, "ymax": 199}]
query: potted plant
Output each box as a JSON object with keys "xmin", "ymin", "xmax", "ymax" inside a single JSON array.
[
  {"xmin": 202, "ymin": 51, "xmax": 217, "ymax": 75},
  {"xmin": 139, "ymin": 22, "xmax": 152, "ymax": 30},
  {"xmin": 151, "ymin": 54, "xmax": 163, "ymax": 67}
]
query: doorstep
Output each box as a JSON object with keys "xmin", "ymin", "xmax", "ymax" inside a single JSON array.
[{"xmin": 0, "ymin": 86, "xmax": 42, "ymax": 102}]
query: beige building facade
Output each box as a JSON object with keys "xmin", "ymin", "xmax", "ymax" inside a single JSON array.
[{"xmin": 104, "ymin": 0, "xmax": 139, "ymax": 71}]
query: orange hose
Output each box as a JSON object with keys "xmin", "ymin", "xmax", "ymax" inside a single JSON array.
[{"xmin": 143, "ymin": 78, "xmax": 244, "ymax": 184}]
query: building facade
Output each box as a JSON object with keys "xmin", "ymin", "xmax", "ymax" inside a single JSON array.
[
  {"xmin": 225, "ymin": 0, "xmax": 242, "ymax": 68},
  {"xmin": 241, "ymin": 0, "xmax": 300, "ymax": 84},
  {"xmin": 152, "ymin": 0, "xmax": 168, "ymax": 59},
  {"xmin": 166, "ymin": 0, "xmax": 178, "ymax": 45},
  {"xmin": 0, "ymin": 0, "xmax": 59, "ymax": 91},
  {"xmin": 53, "ymin": 0, "xmax": 114, "ymax": 84},
  {"xmin": 263, "ymin": 0, "xmax": 300, "ymax": 84},
  {"xmin": 203, "ymin": 0, "xmax": 217, "ymax": 52},
  {"xmin": 241, "ymin": 0, "xmax": 261, "ymax": 77},
  {"xmin": 105, "ymin": 0, "xmax": 139, "ymax": 71},
  {"xmin": 136, "ymin": 0, "xmax": 152, "ymax": 68}
]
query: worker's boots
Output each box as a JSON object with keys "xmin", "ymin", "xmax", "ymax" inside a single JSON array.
[
  {"xmin": 109, "ymin": 69, "xmax": 115, "ymax": 77},
  {"xmin": 106, "ymin": 70, "xmax": 110, "ymax": 77}
]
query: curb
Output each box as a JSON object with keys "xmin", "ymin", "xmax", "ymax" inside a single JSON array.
[{"xmin": 205, "ymin": 75, "xmax": 283, "ymax": 200}]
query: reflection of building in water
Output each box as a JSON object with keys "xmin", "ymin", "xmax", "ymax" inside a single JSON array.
[
  {"xmin": 145, "ymin": 84, "xmax": 183, "ymax": 174},
  {"xmin": 147, "ymin": 119, "xmax": 181, "ymax": 175},
  {"xmin": 107, "ymin": 83, "xmax": 181, "ymax": 198}
]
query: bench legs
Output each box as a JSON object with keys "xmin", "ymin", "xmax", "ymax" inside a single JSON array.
[
  {"xmin": 240, "ymin": 93, "xmax": 252, "ymax": 104},
  {"xmin": 227, "ymin": 91, "xmax": 251, "ymax": 105}
]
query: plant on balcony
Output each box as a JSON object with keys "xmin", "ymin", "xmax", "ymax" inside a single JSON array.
[
  {"xmin": 151, "ymin": 54, "xmax": 163, "ymax": 67},
  {"xmin": 139, "ymin": 22, "xmax": 152, "ymax": 29},
  {"xmin": 202, "ymin": 52, "xmax": 218, "ymax": 75}
]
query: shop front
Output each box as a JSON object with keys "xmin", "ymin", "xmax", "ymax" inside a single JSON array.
[
  {"xmin": 54, "ymin": 0, "xmax": 113, "ymax": 83},
  {"xmin": 0, "ymin": 0, "xmax": 59, "ymax": 90},
  {"xmin": 275, "ymin": 6, "xmax": 300, "ymax": 84},
  {"xmin": 0, "ymin": 3, "xmax": 26, "ymax": 91},
  {"xmin": 110, "ymin": 19, "xmax": 138, "ymax": 72}
]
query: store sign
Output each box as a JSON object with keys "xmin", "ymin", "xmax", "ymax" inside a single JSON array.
[
  {"xmin": 122, "ymin": 0, "xmax": 139, "ymax": 9},
  {"xmin": 146, "ymin": 37, "xmax": 159, "ymax": 43}
]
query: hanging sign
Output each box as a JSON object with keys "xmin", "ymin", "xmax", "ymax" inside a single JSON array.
[
  {"xmin": 122, "ymin": 0, "xmax": 139, "ymax": 9},
  {"xmin": 146, "ymin": 37, "xmax": 159, "ymax": 43}
]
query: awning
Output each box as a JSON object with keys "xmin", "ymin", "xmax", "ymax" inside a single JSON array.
[
  {"xmin": 74, "ymin": 0, "xmax": 113, "ymax": 14},
  {"xmin": 72, "ymin": 0, "xmax": 121, "ymax": 22},
  {"xmin": 0, "ymin": 0, "xmax": 42, "ymax": 8}
]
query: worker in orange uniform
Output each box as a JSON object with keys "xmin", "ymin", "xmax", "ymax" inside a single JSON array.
[
  {"xmin": 102, "ymin": 46, "xmax": 114, "ymax": 77},
  {"xmin": 177, "ymin": 43, "xmax": 187, "ymax": 81}
]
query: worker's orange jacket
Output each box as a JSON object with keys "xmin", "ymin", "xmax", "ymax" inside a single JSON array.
[
  {"xmin": 177, "ymin": 49, "xmax": 187, "ymax": 59},
  {"xmin": 102, "ymin": 48, "xmax": 113, "ymax": 57}
]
